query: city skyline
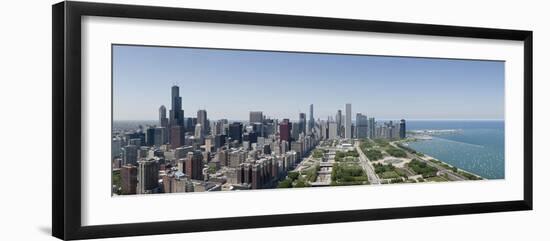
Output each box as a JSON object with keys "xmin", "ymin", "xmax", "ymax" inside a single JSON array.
[
  {"xmin": 111, "ymin": 46, "xmax": 504, "ymax": 196},
  {"xmin": 113, "ymin": 45, "xmax": 505, "ymax": 121}
]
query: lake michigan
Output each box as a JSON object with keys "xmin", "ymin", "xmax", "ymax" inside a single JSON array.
[{"xmin": 405, "ymin": 120, "xmax": 504, "ymax": 179}]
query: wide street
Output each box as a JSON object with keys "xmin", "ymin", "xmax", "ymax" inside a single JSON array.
[{"xmin": 355, "ymin": 142, "xmax": 381, "ymax": 184}]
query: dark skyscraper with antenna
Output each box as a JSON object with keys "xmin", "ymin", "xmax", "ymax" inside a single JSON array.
[{"xmin": 169, "ymin": 85, "xmax": 184, "ymax": 128}]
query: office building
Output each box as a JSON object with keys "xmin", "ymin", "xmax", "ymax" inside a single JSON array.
[
  {"xmin": 195, "ymin": 123, "xmax": 203, "ymax": 139},
  {"xmin": 162, "ymin": 171, "xmax": 188, "ymax": 193},
  {"xmin": 159, "ymin": 105, "xmax": 168, "ymax": 128},
  {"xmin": 279, "ymin": 119, "xmax": 291, "ymax": 144},
  {"xmin": 212, "ymin": 120, "xmax": 225, "ymax": 136},
  {"xmin": 399, "ymin": 119, "xmax": 406, "ymax": 139},
  {"xmin": 184, "ymin": 151, "xmax": 204, "ymax": 180},
  {"xmin": 123, "ymin": 145, "xmax": 138, "ymax": 165},
  {"xmin": 128, "ymin": 138, "xmax": 142, "ymax": 147},
  {"xmin": 318, "ymin": 120, "xmax": 326, "ymax": 139},
  {"xmin": 112, "ymin": 137, "xmax": 122, "ymax": 160},
  {"xmin": 298, "ymin": 112, "xmax": 306, "ymax": 134},
  {"xmin": 145, "ymin": 127, "xmax": 155, "ymax": 146},
  {"xmin": 345, "ymin": 103, "xmax": 352, "ymax": 139},
  {"xmin": 249, "ymin": 111, "xmax": 263, "ymax": 124},
  {"xmin": 368, "ymin": 117, "xmax": 376, "ymax": 139},
  {"xmin": 356, "ymin": 113, "xmax": 368, "ymax": 138},
  {"xmin": 174, "ymin": 146, "xmax": 193, "ymax": 160},
  {"xmin": 137, "ymin": 159, "xmax": 159, "ymax": 194},
  {"xmin": 328, "ymin": 122, "xmax": 338, "ymax": 139},
  {"xmin": 228, "ymin": 122, "xmax": 243, "ymax": 143},
  {"xmin": 243, "ymin": 132, "xmax": 258, "ymax": 143},
  {"xmin": 291, "ymin": 140, "xmax": 303, "ymax": 158},
  {"xmin": 185, "ymin": 117, "xmax": 197, "ymax": 133},
  {"xmin": 121, "ymin": 164, "xmax": 137, "ymax": 195},
  {"xmin": 153, "ymin": 127, "xmax": 166, "ymax": 146},
  {"xmin": 197, "ymin": 109, "xmax": 208, "ymax": 134},
  {"xmin": 170, "ymin": 125, "xmax": 184, "ymax": 149},
  {"xmin": 214, "ymin": 134, "xmax": 226, "ymax": 149}
]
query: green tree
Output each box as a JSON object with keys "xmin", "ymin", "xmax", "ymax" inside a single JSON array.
[
  {"xmin": 287, "ymin": 171, "xmax": 299, "ymax": 180},
  {"xmin": 366, "ymin": 149, "xmax": 383, "ymax": 161},
  {"xmin": 295, "ymin": 179, "xmax": 308, "ymax": 188},
  {"xmin": 277, "ymin": 179, "xmax": 293, "ymax": 188},
  {"xmin": 386, "ymin": 147, "xmax": 407, "ymax": 158}
]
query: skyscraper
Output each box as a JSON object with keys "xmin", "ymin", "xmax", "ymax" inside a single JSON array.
[
  {"xmin": 170, "ymin": 125, "xmax": 184, "ymax": 149},
  {"xmin": 345, "ymin": 103, "xmax": 352, "ymax": 139},
  {"xmin": 194, "ymin": 123, "xmax": 203, "ymax": 139},
  {"xmin": 279, "ymin": 119, "xmax": 292, "ymax": 144},
  {"xmin": 145, "ymin": 127, "xmax": 155, "ymax": 146},
  {"xmin": 399, "ymin": 119, "xmax": 406, "ymax": 139},
  {"xmin": 212, "ymin": 120, "xmax": 225, "ymax": 136},
  {"xmin": 169, "ymin": 85, "xmax": 184, "ymax": 148},
  {"xmin": 121, "ymin": 164, "xmax": 137, "ymax": 195},
  {"xmin": 169, "ymin": 85, "xmax": 185, "ymax": 128},
  {"xmin": 249, "ymin": 111, "xmax": 263, "ymax": 124},
  {"xmin": 185, "ymin": 117, "xmax": 197, "ymax": 132},
  {"xmin": 298, "ymin": 112, "xmax": 306, "ymax": 134},
  {"xmin": 308, "ymin": 104, "xmax": 314, "ymax": 133},
  {"xmin": 137, "ymin": 159, "xmax": 159, "ymax": 194},
  {"xmin": 159, "ymin": 105, "xmax": 168, "ymax": 128},
  {"xmin": 356, "ymin": 113, "xmax": 368, "ymax": 138},
  {"xmin": 336, "ymin": 110, "xmax": 342, "ymax": 137},
  {"xmin": 319, "ymin": 120, "xmax": 328, "ymax": 139},
  {"xmin": 185, "ymin": 151, "xmax": 204, "ymax": 180},
  {"xmin": 197, "ymin": 109, "xmax": 208, "ymax": 134},
  {"xmin": 368, "ymin": 117, "xmax": 376, "ymax": 139},
  {"xmin": 123, "ymin": 145, "xmax": 138, "ymax": 165},
  {"xmin": 112, "ymin": 137, "xmax": 122, "ymax": 160},
  {"xmin": 228, "ymin": 122, "xmax": 243, "ymax": 143},
  {"xmin": 328, "ymin": 122, "xmax": 338, "ymax": 139},
  {"xmin": 153, "ymin": 127, "xmax": 166, "ymax": 146}
]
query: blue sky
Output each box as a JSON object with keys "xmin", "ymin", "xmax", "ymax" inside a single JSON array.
[{"xmin": 113, "ymin": 45, "xmax": 504, "ymax": 121}]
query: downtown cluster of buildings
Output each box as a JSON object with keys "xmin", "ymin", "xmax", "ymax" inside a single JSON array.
[
  {"xmin": 317, "ymin": 103, "xmax": 406, "ymax": 140},
  {"xmin": 111, "ymin": 85, "xmax": 407, "ymax": 195}
]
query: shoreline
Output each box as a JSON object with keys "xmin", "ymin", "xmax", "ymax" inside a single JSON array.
[{"xmin": 400, "ymin": 138, "xmax": 486, "ymax": 180}]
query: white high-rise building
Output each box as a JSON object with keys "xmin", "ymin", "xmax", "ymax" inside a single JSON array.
[
  {"xmin": 195, "ymin": 123, "xmax": 203, "ymax": 139},
  {"xmin": 345, "ymin": 103, "xmax": 352, "ymax": 139}
]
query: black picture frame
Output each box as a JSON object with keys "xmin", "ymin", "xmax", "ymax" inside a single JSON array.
[{"xmin": 52, "ymin": 1, "xmax": 533, "ymax": 240}]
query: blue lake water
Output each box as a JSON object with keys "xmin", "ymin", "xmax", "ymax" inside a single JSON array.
[{"xmin": 405, "ymin": 120, "xmax": 504, "ymax": 179}]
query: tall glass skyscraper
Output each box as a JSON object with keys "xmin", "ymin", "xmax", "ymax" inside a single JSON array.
[
  {"xmin": 368, "ymin": 117, "xmax": 376, "ymax": 139},
  {"xmin": 356, "ymin": 113, "xmax": 368, "ymax": 138}
]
